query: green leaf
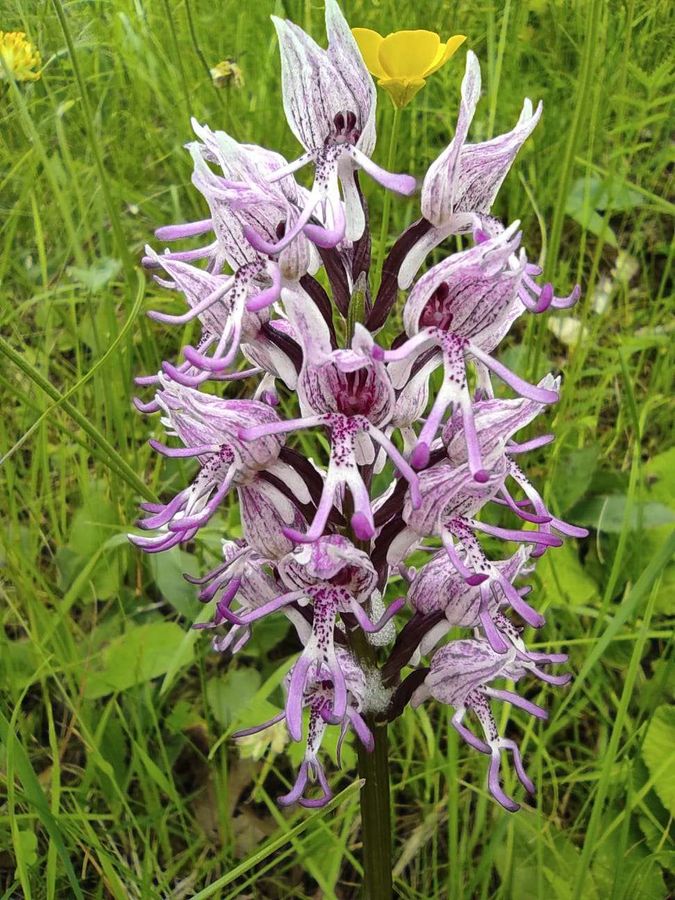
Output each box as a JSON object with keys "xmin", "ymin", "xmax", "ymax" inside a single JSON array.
[
  {"xmin": 644, "ymin": 448, "xmax": 675, "ymax": 507},
  {"xmin": 567, "ymin": 175, "xmax": 643, "ymax": 213},
  {"xmin": 571, "ymin": 495, "xmax": 675, "ymax": 533},
  {"xmin": 206, "ymin": 668, "xmax": 262, "ymax": 727},
  {"xmin": 552, "ymin": 445, "xmax": 600, "ymax": 512},
  {"xmin": 591, "ymin": 823, "xmax": 667, "ymax": 899},
  {"xmin": 148, "ymin": 546, "xmax": 202, "ymax": 618},
  {"xmin": 244, "ymin": 615, "xmax": 291, "ymax": 656},
  {"xmin": 82, "ymin": 622, "xmax": 194, "ymax": 699},
  {"xmin": 68, "ymin": 256, "xmax": 122, "ymax": 291},
  {"xmin": 638, "ymin": 816, "xmax": 675, "ymax": 871},
  {"xmin": 66, "ymin": 485, "xmax": 125, "ymax": 599},
  {"xmin": 166, "ymin": 699, "xmax": 201, "ymax": 734},
  {"xmin": 567, "ymin": 206, "xmax": 618, "ymax": 246},
  {"xmin": 0, "ymin": 313, "xmax": 156, "ymax": 504},
  {"xmin": 642, "ymin": 706, "xmax": 675, "ymax": 816},
  {"xmin": 566, "ymin": 176, "xmax": 642, "ymax": 244},
  {"xmin": 554, "ymin": 531, "xmax": 675, "ymax": 720},
  {"xmin": 15, "ymin": 828, "xmax": 38, "ymax": 868},
  {"xmin": 537, "ymin": 542, "xmax": 599, "ymax": 608}
]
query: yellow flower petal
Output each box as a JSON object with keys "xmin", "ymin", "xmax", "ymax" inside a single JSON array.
[
  {"xmin": 351, "ymin": 28, "xmax": 388, "ymax": 80},
  {"xmin": 0, "ymin": 31, "xmax": 41, "ymax": 82},
  {"xmin": 378, "ymin": 30, "xmax": 441, "ymax": 80},
  {"xmin": 378, "ymin": 77, "xmax": 427, "ymax": 110},
  {"xmin": 423, "ymin": 34, "xmax": 466, "ymax": 77}
]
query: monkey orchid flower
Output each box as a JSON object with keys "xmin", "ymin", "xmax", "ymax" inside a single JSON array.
[
  {"xmin": 375, "ymin": 226, "xmax": 560, "ymax": 480},
  {"xmin": 399, "ymin": 51, "xmax": 540, "ymax": 290},
  {"xmin": 129, "ymin": 381, "xmax": 285, "ymax": 552},
  {"xmin": 243, "ymin": 0, "xmax": 416, "ymax": 257},
  {"xmin": 412, "ymin": 639, "xmax": 569, "ymax": 811},
  {"xmin": 234, "ymin": 649, "xmax": 373, "ymax": 808}
]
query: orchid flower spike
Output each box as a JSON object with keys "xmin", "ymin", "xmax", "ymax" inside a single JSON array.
[{"xmin": 130, "ymin": 0, "xmax": 586, "ymax": 819}]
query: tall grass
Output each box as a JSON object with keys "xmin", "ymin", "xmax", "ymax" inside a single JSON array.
[{"xmin": 1, "ymin": 0, "xmax": 673, "ymax": 896}]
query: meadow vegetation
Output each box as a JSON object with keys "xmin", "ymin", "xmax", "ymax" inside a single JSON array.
[{"xmin": 1, "ymin": 0, "xmax": 673, "ymax": 896}]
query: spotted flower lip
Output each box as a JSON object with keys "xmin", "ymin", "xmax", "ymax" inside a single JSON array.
[
  {"xmin": 407, "ymin": 546, "xmax": 534, "ymax": 655},
  {"xmin": 412, "ymin": 638, "xmax": 569, "ymax": 811},
  {"xmin": 373, "ymin": 227, "xmax": 560, "ymax": 481},
  {"xmin": 241, "ymin": 410, "xmax": 421, "ymax": 544},
  {"xmin": 214, "ymin": 538, "xmax": 404, "ymax": 742},
  {"xmin": 234, "ymin": 650, "xmax": 373, "ymax": 807},
  {"xmin": 237, "ymin": 311, "xmax": 421, "ymax": 543},
  {"xmin": 352, "ymin": 28, "xmax": 466, "ymax": 108},
  {"xmin": 141, "ymin": 247, "xmax": 277, "ymax": 387}
]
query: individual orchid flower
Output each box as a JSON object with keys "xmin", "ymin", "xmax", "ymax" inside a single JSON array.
[
  {"xmin": 407, "ymin": 546, "xmax": 535, "ymax": 656},
  {"xmin": 382, "ymin": 460, "xmax": 562, "ymax": 632},
  {"xmin": 240, "ymin": 299, "xmax": 421, "ymax": 543},
  {"xmin": 234, "ymin": 649, "xmax": 373, "ymax": 808},
  {"xmin": 190, "ymin": 120, "xmax": 322, "ymax": 281},
  {"xmin": 192, "ymin": 540, "xmax": 311, "ymax": 653},
  {"xmin": 138, "ymin": 247, "xmax": 274, "ymax": 389},
  {"xmin": 411, "ymin": 639, "xmax": 569, "ymax": 811},
  {"xmin": 237, "ymin": 467, "xmax": 312, "ymax": 560},
  {"xmin": 129, "ymin": 381, "xmax": 285, "ymax": 552},
  {"xmin": 397, "ymin": 50, "xmax": 580, "ymax": 310},
  {"xmin": 217, "ymin": 537, "xmax": 403, "ymax": 741},
  {"xmin": 442, "ymin": 387, "xmax": 589, "ymax": 551},
  {"xmin": 352, "ymin": 28, "xmax": 466, "ymax": 109},
  {"xmin": 140, "ymin": 125, "xmax": 321, "ymax": 384},
  {"xmin": 375, "ymin": 226, "xmax": 560, "ymax": 480},
  {"xmin": 243, "ymin": 0, "xmax": 416, "ymax": 257},
  {"xmin": 396, "ymin": 50, "xmax": 540, "ymax": 288}
]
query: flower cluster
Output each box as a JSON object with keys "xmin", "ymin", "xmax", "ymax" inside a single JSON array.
[
  {"xmin": 130, "ymin": 0, "xmax": 585, "ymax": 812},
  {"xmin": 0, "ymin": 31, "xmax": 41, "ymax": 82}
]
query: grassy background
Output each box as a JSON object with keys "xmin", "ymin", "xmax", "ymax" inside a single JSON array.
[{"xmin": 1, "ymin": 0, "xmax": 674, "ymax": 897}]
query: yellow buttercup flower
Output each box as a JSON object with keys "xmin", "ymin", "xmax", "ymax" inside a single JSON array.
[
  {"xmin": 352, "ymin": 28, "xmax": 465, "ymax": 109},
  {"xmin": 0, "ymin": 31, "xmax": 41, "ymax": 82}
]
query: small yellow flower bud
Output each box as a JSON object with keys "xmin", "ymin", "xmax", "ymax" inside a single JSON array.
[{"xmin": 210, "ymin": 59, "xmax": 244, "ymax": 90}]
